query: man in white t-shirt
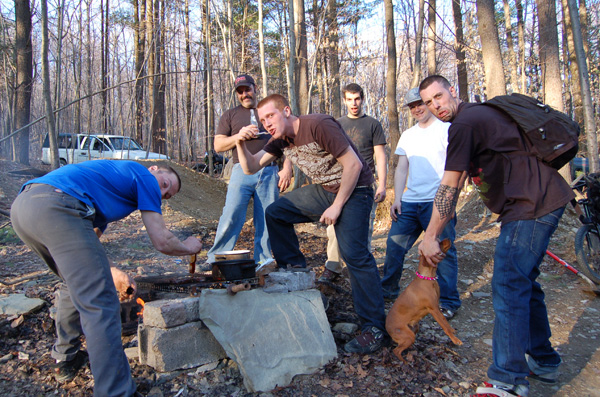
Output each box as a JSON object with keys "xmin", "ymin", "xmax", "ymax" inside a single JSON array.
[{"xmin": 381, "ymin": 87, "xmax": 461, "ymax": 319}]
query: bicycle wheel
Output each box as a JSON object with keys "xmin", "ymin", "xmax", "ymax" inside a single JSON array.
[{"xmin": 574, "ymin": 224, "xmax": 600, "ymax": 284}]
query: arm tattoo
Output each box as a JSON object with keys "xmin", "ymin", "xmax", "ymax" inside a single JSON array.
[{"xmin": 434, "ymin": 184, "xmax": 459, "ymax": 220}]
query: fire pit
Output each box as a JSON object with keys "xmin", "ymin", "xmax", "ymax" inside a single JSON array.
[
  {"xmin": 120, "ymin": 271, "xmax": 258, "ymax": 335},
  {"xmin": 132, "ymin": 267, "xmax": 318, "ymax": 376}
]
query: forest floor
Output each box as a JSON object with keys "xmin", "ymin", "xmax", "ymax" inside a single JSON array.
[{"xmin": 1, "ymin": 158, "xmax": 600, "ymax": 397}]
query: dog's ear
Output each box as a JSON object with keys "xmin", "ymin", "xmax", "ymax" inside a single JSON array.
[{"xmin": 440, "ymin": 239, "xmax": 451, "ymax": 253}]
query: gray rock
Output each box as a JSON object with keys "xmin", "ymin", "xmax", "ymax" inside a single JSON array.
[
  {"xmin": 332, "ymin": 322, "xmax": 359, "ymax": 335},
  {"xmin": 143, "ymin": 298, "xmax": 199, "ymax": 328},
  {"xmin": 0, "ymin": 294, "xmax": 45, "ymax": 315},
  {"xmin": 146, "ymin": 386, "xmax": 164, "ymax": 397},
  {"xmin": 125, "ymin": 347, "xmax": 139, "ymax": 360},
  {"xmin": 191, "ymin": 361, "xmax": 219, "ymax": 374},
  {"xmin": 263, "ymin": 271, "xmax": 316, "ymax": 293},
  {"xmin": 198, "ymin": 288, "xmax": 337, "ymax": 392},
  {"xmin": 138, "ymin": 321, "xmax": 226, "ymax": 372},
  {"xmin": 0, "ymin": 354, "xmax": 13, "ymax": 363}
]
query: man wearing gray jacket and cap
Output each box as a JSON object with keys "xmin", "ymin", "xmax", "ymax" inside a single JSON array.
[{"xmin": 381, "ymin": 87, "xmax": 461, "ymax": 319}]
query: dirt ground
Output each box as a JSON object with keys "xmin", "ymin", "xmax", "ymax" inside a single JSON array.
[{"xmin": 1, "ymin": 158, "xmax": 600, "ymax": 397}]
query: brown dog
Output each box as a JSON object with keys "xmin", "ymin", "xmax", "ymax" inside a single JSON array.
[{"xmin": 385, "ymin": 239, "xmax": 462, "ymax": 361}]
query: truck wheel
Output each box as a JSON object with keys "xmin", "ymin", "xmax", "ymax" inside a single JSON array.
[{"xmin": 59, "ymin": 159, "xmax": 67, "ymax": 166}]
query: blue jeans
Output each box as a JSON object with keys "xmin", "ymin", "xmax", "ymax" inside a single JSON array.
[
  {"xmin": 207, "ymin": 163, "xmax": 279, "ymax": 263},
  {"xmin": 487, "ymin": 206, "xmax": 565, "ymax": 387},
  {"xmin": 381, "ymin": 201, "xmax": 461, "ymax": 311},
  {"xmin": 265, "ymin": 184, "xmax": 386, "ymax": 331}
]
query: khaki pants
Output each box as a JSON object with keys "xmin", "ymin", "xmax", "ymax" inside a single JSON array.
[{"xmin": 11, "ymin": 183, "xmax": 136, "ymax": 397}]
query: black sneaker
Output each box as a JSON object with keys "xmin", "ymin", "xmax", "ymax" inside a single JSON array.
[
  {"xmin": 54, "ymin": 350, "xmax": 89, "ymax": 382},
  {"xmin": 344, "ymin": 326, "xmax": 390, "ymax": 354}
]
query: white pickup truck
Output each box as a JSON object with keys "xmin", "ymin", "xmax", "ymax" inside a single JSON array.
[{"xmin": 42, "ymin": 133, "xmax": 168, "ymax": 165}]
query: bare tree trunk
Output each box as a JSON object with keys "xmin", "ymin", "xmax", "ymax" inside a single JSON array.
[
  {"xmin": 427, "ymin": 0, "xmax": 436, "ymax": 75},
  {"xmin": 516, "ymin": 0, "xmax": 526, "ymax": 93},
  {"xmin": 287, "ymin": 0, "xmax": 298, "ymax": 114},
  {"xmin": 502, "ymin": 0, "xmax": 519, "ymax": 93},
  {"xmin": 41, "ymin": 0, "xmax": 58, "ymax": 169},
  {"xmin": 537, "ymin": 0, "xmax": 569, "ymax": 181},
  {"xmin": 101, "ymin": 0, "xmax": 110, "ymax": 134},
  {"xmin": 452, "ymin": 0, "xmax": 468, "ymax": 101},
  {"xmin": 13, "ymin": 0, "xmax": 33, "ymax": 165},
  {"xmin": 384, "ymin": 0, "xmax": 399, "ymax": 187},
  {"xmin": 206, "ymin": 0, "xmax": 215, "ymax": 175},
  {"xmin": 213, "ymin": 0, "xmax": 235, "ymax": 84},
  {"xmin": 203, "ymin": 0, "xmax": 209, "ymax": 154},
  {"xmin": 152, "ymin": 0, "xmax": 166, "ymax": 155},
  {"xmin": 528, "ymin": 12, "xmax": 540, "ymax": 96},
  {"xmin": 227, "ymin": 0, "xmax": 235, "ymax": 74},
  {"xmin": 184, "ymin": 0, "xmax": 194, "ymax": 161},
  {"xmin": 86, "ymin": 0, "xmax": 92, "ymax": 134},
  {"xmin": 536, "ymin": 0, "xmax": 563, "ymax": 110},
  {"xmin": 326, "ymin": 0, "xmax": 340, "ymax": 118},
  {"xmin": 240, "ymin": 1, "xmax": 247, "ymax": 72},
  {"xmin": 561, "ymin": 0, "xmax": 582, "ymax": 123},
  {"xmin": 294, "ymin": 0, "xmax": 309, "ymax": 114},
  {"xmin": 74, "ymin": 5, "xmax": 83, "ymax": 135},
  {"xmin": 1, "ymin": 15, "xmax": 15, "ymax": 159},
  {"xmin": 134, "ymin": 0, "xmax": 146, "ymax": 144},
  {"xmin": 567, "ymin": 0, "xmax": 598, "ymax": 172},
  {"xmin": 476, "ymin": 0, "xmax": 506, "ymax": 98},
  {"xmin": 410, "ymin": 0, "xmax": 425, "ymax": 89},
  {"xmin": 313, "ymin": 0, "xmax": 325, "ymax": 112},
  {"xmin": 53, "ymin": 0, "xmax": 65, "ymax": 135},
  {"xmin": 579, "ymin": 0, "xmax": 590, "ymax": 67},
  {"xmin": 258, "ymin": 0, "xmax": 268, "ymax": 95},
  {"xmin": 146, "ymin": 0, "xmax": 155, "ymax": 150}
]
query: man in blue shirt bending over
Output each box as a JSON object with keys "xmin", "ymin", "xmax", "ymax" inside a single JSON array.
[{"xmin": 10, "ymin": 160, "xmax": 202, "ymax": 397}]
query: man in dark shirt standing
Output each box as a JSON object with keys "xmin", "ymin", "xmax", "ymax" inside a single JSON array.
[
  {"xmin": 320, "ymin": 83, "xmax": 387, "ymax": 283},
  {"xmin": 206, "ymin": 74, "xmax": 291, "ymax": 265},
  {"xmin": 418, "ymin": 75, "xmax": 573, "ymax": 397},
  {"xmin": 234, "ymin": 93, "xmax": 389, "ymax": 355}
]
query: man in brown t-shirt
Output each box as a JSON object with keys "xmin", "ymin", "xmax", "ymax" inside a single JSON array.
[
  {"xmin": 418, "ymin": 75, "xmax": 573, "ymax": 397},
  {"xmin": 206, "ymin": 74, "xmax": 292, "ymax": 265},
  {"xmin": 234, "ymin": 93, "xmax": 388, "ymax": 355}
]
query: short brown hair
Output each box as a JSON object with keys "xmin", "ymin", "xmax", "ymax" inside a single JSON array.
[
  {"xmin": 342, "ymin": 83, "xmax": 364, "ymax": 99},
  {"xmin": 419, "ymin": 75, "xmax": 452, "ymax": 92},
  {"xmin": 157, "ymin": 164, "xmax": 182, "ymax": 193},
  {"xmin": 257, "ymin": 94, "xmax": 290, "ymax": 112}
]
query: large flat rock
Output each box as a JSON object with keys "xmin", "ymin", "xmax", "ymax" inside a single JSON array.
[
  {"xmin": 0, "ymin": 294, "xmax": 46, "ymax": 315},
  {"xmin": 198, "ymin": 288, "xmax": 337, "ymax": 392}
]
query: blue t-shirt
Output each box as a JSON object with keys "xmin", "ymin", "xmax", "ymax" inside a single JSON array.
[{"xmin": 23, "ymin": 160, "xmax": 162, "ymax": 230}]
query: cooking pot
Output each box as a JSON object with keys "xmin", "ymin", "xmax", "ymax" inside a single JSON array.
[
  {"xmin": 214, "ymin": 250, "xmax": 251, "ymax": 262},
  {"xmin": 212, "ymin": 259, "xmax": 256, "ymax": 281}
]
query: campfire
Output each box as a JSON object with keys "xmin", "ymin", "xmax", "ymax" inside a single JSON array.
[
  {"xmin": 136, "ymin": 297, "xmax": 145, "ymax": 317},
  {"xmin": 119, "ymin": 271, "xmax": 260, "ymax": 335}
]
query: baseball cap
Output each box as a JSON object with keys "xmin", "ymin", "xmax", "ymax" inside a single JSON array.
[
  {"xmin": 404, "ymin": 87, "xmax": 422, "ymax": 106},
  {"xmin": 234, "ymin": 74, "xmax": 256, "ymax": 90}
]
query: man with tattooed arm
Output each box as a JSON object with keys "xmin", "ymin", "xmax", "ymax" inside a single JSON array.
[{"xmin": 417, "ymin": 75, "xmax": 573, "ymax": 397}]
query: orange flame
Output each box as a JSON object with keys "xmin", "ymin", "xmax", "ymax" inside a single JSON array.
[{"xmin": 136, "ymin": 298, "xmax": 145, "ymax": 317}]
